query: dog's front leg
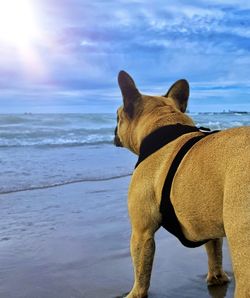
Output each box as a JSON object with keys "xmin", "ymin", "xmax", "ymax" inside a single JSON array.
[
  {"xmin": 205, "ymin": 238, "xmax": 230, "ymax": 286},
  {"xmin": 125, "ymin": 230, "xmax": 155, "ymax": 298}
]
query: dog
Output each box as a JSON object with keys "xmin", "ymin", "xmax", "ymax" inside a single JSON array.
[{"xmin": 114, "ymin": 70, "xmax": 250, "ymax": 298}]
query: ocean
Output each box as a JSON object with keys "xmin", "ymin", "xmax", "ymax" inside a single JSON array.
[{"xmin": 0, "ymin": 112, "xmax": 249, "ymax": 195}]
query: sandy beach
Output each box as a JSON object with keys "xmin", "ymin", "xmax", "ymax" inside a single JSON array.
[{"xmin": 0, "ymin": 176, "xmax": 234, "ymax": 298}]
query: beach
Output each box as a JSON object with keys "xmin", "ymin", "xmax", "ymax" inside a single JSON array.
[
  {"xmin": 0, "ymin": 176, "xmax": 234, "ymax": 298},
  {"xmin": 1, "ymin": 112, "xmax": 248, "ymax": 297}
]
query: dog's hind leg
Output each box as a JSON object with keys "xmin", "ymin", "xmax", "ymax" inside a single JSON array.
[
  {"xmin": 205, "ymin": 238, "xmax": 230, "ymax": 286},
  {"xmin": 223, "ymin": 166, "xmax": 250, "ymax": 298}
]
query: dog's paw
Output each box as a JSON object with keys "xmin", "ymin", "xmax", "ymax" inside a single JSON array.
[
  {"xmin": 113, "ymin": 293, "xmax": 129, "ymax": 298},
  {"xmin": 125, "ymin": 295, "xmax": 148, "ymax": 298},
  {"xmin": 115, "ymin": 292, "xmax": 148, "ymax": 298},
  {"xmin": 206, "ymin": 271, "xmax": 231, "ymax": 286}
]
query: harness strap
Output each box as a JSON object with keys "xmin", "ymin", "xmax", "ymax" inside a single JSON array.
[
  {"xmin": 135, "ymin": 124, "xmax": 220, "ymax": 248},
  {"xmin": 135, "ymin": 124, "xmax": 199, "ymax": 168},
  {"xmin": 160, "ymin": 135, "xmax": 208, "ymax": 247}
]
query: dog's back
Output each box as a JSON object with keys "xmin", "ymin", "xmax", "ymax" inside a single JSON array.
[{"xmin": 166, "ymin": 125, "xmax": 250, "ymax": 297}]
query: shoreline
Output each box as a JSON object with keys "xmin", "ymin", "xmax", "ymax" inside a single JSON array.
[
  {"xmin": 0, "ymin": 173, "xmax": 132, "ymax": 196},
  {"xmin": 0, "ymin": 177, "xmax": 234, "ymax": 297}
]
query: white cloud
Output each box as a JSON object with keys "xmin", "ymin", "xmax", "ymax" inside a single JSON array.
[{"xmin": 80, "ymin": 40, "xmax": 96, "ymax": 46}]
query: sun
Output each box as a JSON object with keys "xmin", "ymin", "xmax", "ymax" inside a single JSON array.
[
  {"xmin": 0, "ymin": 0, "xmax": 39, "ymax": 47},
  {"xmin": 0, "ymin": 0, "xmax": 48, "ymax": 78}
]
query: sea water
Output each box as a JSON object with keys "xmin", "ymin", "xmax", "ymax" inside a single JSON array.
[{"xmin": 0, "ymin": 112, "xmax": 249, "ymax": 194}]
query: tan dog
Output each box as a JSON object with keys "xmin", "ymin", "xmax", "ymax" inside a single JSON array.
[{"xmin": 114, "ymin": 70, "xmax": 250, "ymax": 298}]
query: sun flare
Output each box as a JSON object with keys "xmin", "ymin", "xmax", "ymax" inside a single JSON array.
[
  {"xmin": 0, "ymin": 0, "xmax": 48, "ymax": 79},
  {"xmin": 0, "ymin": 0, "xmax": 39, "ymax": 47}
]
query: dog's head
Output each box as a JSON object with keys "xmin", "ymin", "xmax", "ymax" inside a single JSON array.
[{"xmin": 114, "ymin": 70, "xmax": 194, "ymax": 154}]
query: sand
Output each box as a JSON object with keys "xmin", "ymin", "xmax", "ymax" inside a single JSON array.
[{"xmin": 0, "ymin": 176, "xmax": 234, "ymax": 298}]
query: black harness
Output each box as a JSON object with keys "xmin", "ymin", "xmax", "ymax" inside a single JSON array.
[{"xmin": 135, "ymin": 124, "xmax": 219, "ymax": 248}]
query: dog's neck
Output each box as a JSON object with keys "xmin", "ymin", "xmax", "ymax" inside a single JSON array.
[
  {"xmin": 135, "ymin": 124, "xmax": 200, "ymax": 167},
  {"xmin": 130, "ymin": 110, "xmax": 195, "ymax": 155}
]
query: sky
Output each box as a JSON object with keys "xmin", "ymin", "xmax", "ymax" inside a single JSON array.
[{"xmin": 0, "ymin": 0, "xmax": 249, "ymax": 113}]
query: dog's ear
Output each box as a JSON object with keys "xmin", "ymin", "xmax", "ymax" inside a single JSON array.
[
  {"xmin": 165, "ymin": 79, "xmax": 189, "ymax": 112},
  {"xmin": 118, "ymin": 70, "xmax": 141, "ymax": 118}
]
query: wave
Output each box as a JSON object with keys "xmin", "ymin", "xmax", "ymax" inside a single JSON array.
[
  {"xmin": 0, "ymin": 114, "xmax": 117, "ymax": 147},
  {"xmin": 0, "ymin": 129, "xmax": 115, "ymax": 148},
  {"xmin": 0, "ymin": 139, "xmax": 114, "ymax": 148},
  {"xmin": 0, "ymin": 113, "xmax": 116, "ymax": 126},
  {"xmin": 0, "ymin": 173, "xmax": 132, "ymax": 195}
]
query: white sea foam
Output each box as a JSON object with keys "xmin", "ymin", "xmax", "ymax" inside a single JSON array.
[{"xmin": 0, "ymin": 114, "xmax": 115, "ymax": 147}]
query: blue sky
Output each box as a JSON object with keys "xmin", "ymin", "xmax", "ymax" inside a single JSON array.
[{"xmin": 0, "ymin": 0, "xmax": 250, "ymax": 113}]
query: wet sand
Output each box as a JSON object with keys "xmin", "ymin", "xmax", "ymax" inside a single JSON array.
[{"xmin": 0, "ymin": 176, "xmax": 234, "ymax": 298}]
